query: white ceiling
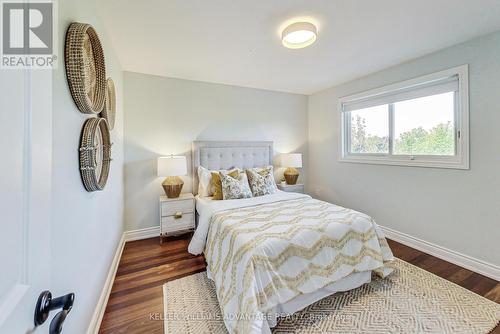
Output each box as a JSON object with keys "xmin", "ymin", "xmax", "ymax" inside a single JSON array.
[{"xmin": 97, "ymin": 0, "xmax": 500, "ymax": 95}]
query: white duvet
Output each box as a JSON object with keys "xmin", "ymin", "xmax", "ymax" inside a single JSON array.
[
  {"xmin": 188, "ymin": 191, "xmax": 394, "ymax": 333},
  {"xmin": 188, "ymin": 191, "xmax": 308, "ymax": 255}
]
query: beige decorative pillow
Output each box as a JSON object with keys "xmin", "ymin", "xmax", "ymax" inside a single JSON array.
[
  {"xmin": 220, "ymin": 171, "xmax": 252, "ymax": 200},
  {"xmin": 211, "ymin": 169, "xmax": 239, "ymax": 200},
  {"xmin": 246, "ymin": 166, "xmax": 277, "ymax": 197}
]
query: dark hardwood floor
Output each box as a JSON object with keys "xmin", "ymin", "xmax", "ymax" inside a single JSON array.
[{"xmin": 99, "ymin": 235, "xmax": 500, "ymax": 333}]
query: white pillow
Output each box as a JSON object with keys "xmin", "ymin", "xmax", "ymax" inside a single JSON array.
[{"xmin": 197, "ymin": 166, "xmax": 213, "ymax": 197}]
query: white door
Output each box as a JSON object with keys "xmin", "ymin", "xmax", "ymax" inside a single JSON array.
[{"xmin": 0, "ymin": 68, "xmax": 53, "ymax": 332}]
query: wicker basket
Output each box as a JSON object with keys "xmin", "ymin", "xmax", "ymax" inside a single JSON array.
[
  {"xmin": 79, "ymin": 118, "xmax": 112, "ymax": 191},
  {"xmin": 65, "ymin": 22, "xmax": 106, "ymax": 114},
  {"xmin": 100, "ymin": 78, "xmax": 116, "ymax": 129}
]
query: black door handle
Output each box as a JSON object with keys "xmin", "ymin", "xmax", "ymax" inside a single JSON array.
[
  {"xmin": 34, "ymin": 291, "xmax": 75, "ymax": 334},
  {"xmin": 50, "ymin": 309, "xmax": 70, "ymax": 334}
]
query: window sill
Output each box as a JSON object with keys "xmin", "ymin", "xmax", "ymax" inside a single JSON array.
[{"xmin": 339, "ymin": 155, "xmax": 469, "ymax": 170}]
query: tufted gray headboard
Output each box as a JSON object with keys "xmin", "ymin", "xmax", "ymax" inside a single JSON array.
[{"xmin": 191, "ymin": 141, "xmax": 273, "ymax": 195}]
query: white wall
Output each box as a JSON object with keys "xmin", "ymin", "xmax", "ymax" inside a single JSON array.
[
  {"xmin": 308, "ymin": 30, "xmax": 500, "ymax": 266},
  {"xmin": 124, "ymin": 72, "xmax": 308, "ymax": 231},
  {"xmin": 51, "ymin": 0, "xmax": 124, "ymax": 332}
]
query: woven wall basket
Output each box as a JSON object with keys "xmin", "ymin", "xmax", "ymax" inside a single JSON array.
[
  {"xmin": 100, "ymin": 78, "xmax": 116, "ymax": 130},
  {"xmin": 79, "ymin": 118, "xmax": 112, "ymax": 192},
  {"xmin": 65, "ymin": 22, "xmax": 106, "ymax": 114}
]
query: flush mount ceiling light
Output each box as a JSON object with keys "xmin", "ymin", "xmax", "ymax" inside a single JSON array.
[{"xmin": 281, "ymin": 21, "xmax": 317, "ymax": 49}]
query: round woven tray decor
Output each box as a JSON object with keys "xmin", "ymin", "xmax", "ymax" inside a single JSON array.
[
  {"xmin": 100, "ymin": 78, "xmax": 116, "ymax": 129},
  {"xmin": 79, "ymin": 118, "xmax": 112, "ymax": 192},
  {"xmin": 65, "ymin": 22, "xmax": 106, "ymax": 114}
]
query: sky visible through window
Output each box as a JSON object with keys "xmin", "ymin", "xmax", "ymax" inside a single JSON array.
[
  {"xmin": 355, "ymin": 92, "xmax": 454, "ymax": 137},
  {"xmin": 349, "ymin": 92, "xmax": 455, "ymax": 155}
]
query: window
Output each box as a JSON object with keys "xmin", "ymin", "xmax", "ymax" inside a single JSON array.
[{"xmin": 340, "ymin": 65, "xmax": 469, "ymax": 169}]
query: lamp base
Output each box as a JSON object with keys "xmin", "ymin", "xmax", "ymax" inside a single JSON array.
[
  {"xmin": 162, "ymin": 176, "xmax": 184, "ymax": 198},
  {"xmin": 284, "ymin": 167, "xmax": 299, "ymax": 185}
]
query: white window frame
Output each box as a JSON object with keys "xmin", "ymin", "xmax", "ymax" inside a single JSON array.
[{"xmin": 339, "ymin": 65, "xmax": 469, "ymax": 169}]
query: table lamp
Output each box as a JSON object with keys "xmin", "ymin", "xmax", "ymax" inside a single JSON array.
[
  {"xmin": 157, "ymin": 156, "xmax": 187, "ymax": 198},
  {"xmin": 281, "ymin": 153, "xmax": 302, "ymax": 185}
]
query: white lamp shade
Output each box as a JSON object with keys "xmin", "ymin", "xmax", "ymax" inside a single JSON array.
[
  {"xmin": 157, "ymin": 156, "xmax": 187, "ymax": 177},
  {"xmin": 280, "ymin": 153, "xmax": 302, "ymax": 168}
]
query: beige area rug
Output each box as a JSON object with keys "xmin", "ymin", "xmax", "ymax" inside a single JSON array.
[{"xmin": 163, "ymin": 259, "xmax": 500, "ymax": 334}]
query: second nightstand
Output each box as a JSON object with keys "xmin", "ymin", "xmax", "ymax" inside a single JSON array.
[
  {"xmin": 159, "ymin": 193, "xmax": 195, "ymax": 242},
  {"xmin": 277, "ymin": 183, "xmax": 305, "ymax": 194}
]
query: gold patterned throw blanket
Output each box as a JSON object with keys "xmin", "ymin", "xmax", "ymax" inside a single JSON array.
[{"xmin": 204, "ymin": 197, "xmax": 395, "ymax": 333}]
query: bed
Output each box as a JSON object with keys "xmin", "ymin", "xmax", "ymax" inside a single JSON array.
[{"xmin": 188, "ymin": 141, "xmax": 394, "ymax": 334}]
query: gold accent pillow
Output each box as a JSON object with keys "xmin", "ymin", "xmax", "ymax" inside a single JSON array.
[
  {"xmin": 211, "ymin": 169, "xmax": 239, "ymax": 200},
  {"xmin": 257, "ymin": 167, "xmax": 271, "ymax": 177}
]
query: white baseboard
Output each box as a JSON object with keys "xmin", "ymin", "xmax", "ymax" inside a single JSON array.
[
  {"xmin": 86, "ymin": 233, "xmax": 126, "ymax": 334},
  {"xmin": 123, "ymin": 226, "xmax": 160, "ymax": 242},
  {"xmin": 381, "ymin": 225, "xmax": 500, "ymax": 281}
]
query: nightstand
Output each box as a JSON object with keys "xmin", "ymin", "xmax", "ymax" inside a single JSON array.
[
  {"xmin": 277, "ymin": 183, "xmax": 305, "ymax": 194},
  {"xmin": 159, "ymin": 193, "xmax": 195, "ymax": 242}
]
